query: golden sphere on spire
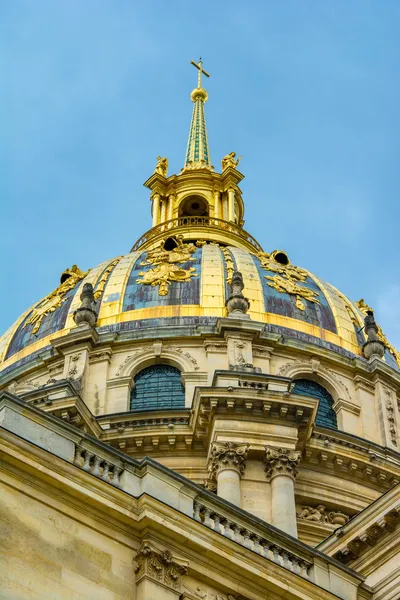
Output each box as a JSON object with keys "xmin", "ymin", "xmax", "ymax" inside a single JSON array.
[{"xmin": 191, "ymin": 87, "xmax": 208, "ymax": 103}]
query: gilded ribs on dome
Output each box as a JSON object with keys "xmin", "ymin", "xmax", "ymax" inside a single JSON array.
[{"xmin": 24, "ymin": 265, "xmax": 88, "ymax": 334}]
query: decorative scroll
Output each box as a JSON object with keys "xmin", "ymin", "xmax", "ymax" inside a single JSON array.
[
  {"xmin": 24, "ymin": 265, "xmax": 89, "ymax": 334},
  {"xmin": 136, "ymin": 237, "xmax": 197, "ymax": 296},
  {"xmin": 356, "ymin": 299, "xmax": 400, "ymax": 368},
  {"xmin": 256, "ymin": 252, "xmax": 319, "ymax": 311}
]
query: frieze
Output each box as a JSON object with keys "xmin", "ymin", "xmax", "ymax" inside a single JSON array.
[
  {"xmin": 297, "ymin": 505, "xmax": 349, "ymax": 526},
  {"xmin": 204, "ymin": 341, "xmax": 228, "ymax": 354}
]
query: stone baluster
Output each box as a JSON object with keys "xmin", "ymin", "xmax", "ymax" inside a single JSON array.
[
  {"xmin": 264, "ymin": 446, "xmax": 301, "ymax": 538},
  {"xmin": 82, "ymin": 450, "xmax": 93, "ymax": 472},
  {"xmin": 92, "ymin": 455, "xmax": 102, "ymax": 477},
  {"xmin": 207, "ymin": 442, "xmax": 249, "ymax": 507}
]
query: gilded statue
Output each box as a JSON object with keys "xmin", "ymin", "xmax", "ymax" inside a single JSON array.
[
  {"xmin": 154, "ymin": 156, "xmax": 168, "ymax": 177},
  {"xmin": 136, "ymin": 236, "xmax": 197, "ymax": 296},
  {"xmin": 24, "ymin": 265, "xmax": 89, "ymax": 334},
  {"xmin": 221, "ymin": 152, "xmax": 241, "ymax": 171}
]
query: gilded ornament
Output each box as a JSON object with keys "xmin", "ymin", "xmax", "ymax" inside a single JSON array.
[
  {"xmin": 256, "ymin": 251, "xmax": 319, "ymax": 311},
  {"xmin": 136, "ymin": 236, "xmax": 197, "ymax": 296},
  {"xmin": 356, "ymin": 299, "xmax": 400, "ymax": 367},
  {"xmin": 93, "ymin": 257, "xmax": 122, "ymax": 300},
  {"xmin": 221, "ymin": 151, "xmax": 241, "ymax": 171},
  {"xmin": 154, "ymin": 156, "xmax": 168, "ymax": 177},
  {"xmin": 24, "ymin": 265, "xmax": 89, "ymax": 334}
]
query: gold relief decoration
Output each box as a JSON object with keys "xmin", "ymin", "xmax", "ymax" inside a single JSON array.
[
  {"xmin": 356, "ymin": 299, "xmax": 400, "ymax": 368},
  {"xmin": 136, "ymin": 236, "xmax": 197, "ymax": 296},
  {"xmin": 93, "ymin": 257, "xmax": 122, "ymax": 300},
  {"xmin": 24, "ymin": 265, "xmax": 89, "ymax": 334},
  {"xmin": 256, "ymin": 252, "xmax": 319, "ymax": 311},
  {"xmin": 220, "ymin": 246, "xmax": 234, "ymax": 284}
]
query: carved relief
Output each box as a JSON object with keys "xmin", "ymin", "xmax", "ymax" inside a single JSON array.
[
  {"xmin": 204, "ymin": 341, "xmax": 227, "ymax": 354},
  {"xmin": 264, "ymin": 446, "xmax": 301, "ymax": 480},
  {"xmin": 134, "ymin": 541, "xmax": 188, "ymax": 592},
  {"xmin": 256, "ymin": 252, "xmax": 320, "ymax": 311},
  {"xmin": 297, "ymin": 505, "xmax": 349, "ymax": 526},
  {"xmin": 385, "ymin": 388, "xmax": 398, "ymax": 446},
  {"xmin": 136, "ymin": 237, "xmax": 197, "ymax": 296},
  {"xmin": 207, "ymin": 442, "xmax": 249, "ymax": 480},
  {"xmin": 172, "ymin": 347, "xmax": 200, "ymax": 370},
  {"xmin": 23, "ymin": 265, "xmax": 89, "ymax": 334}
]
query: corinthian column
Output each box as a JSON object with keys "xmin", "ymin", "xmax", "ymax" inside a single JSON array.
[
  {"xmin": 264, "ymin": 446, "xmax": 301, "ymax": 537},
  {"xmin": 227, "ymin": 188, "xmax": 235, "ymax": 222},
  {"xmin": 207, "ymin": 442, "xmax": 249, "ymax": 507},
  {"xmin": 152, "ymin": 193, "xmax": 160, "ymax": 227}
]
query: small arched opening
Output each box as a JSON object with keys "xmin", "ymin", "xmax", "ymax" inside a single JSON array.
[
  {"xmin": 179, "ymin": 195, "xmax": 209, "ymax": 218},
  {"xmin": 130, "ymin": 364, "xmax": 185, "ymax": 412},
  {"xmin": 292, "ymin": 379, "xmax": 338, "ymax": 429}
]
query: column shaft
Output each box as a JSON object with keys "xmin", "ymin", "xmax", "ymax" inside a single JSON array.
[
  {"xmin": 217, "ymin": 468, "xmax": 241, "ymax": 507},
  {"xmin": 270, "ymin": 475, "xmax": 297, "ymax": 537},
  {"xmin": 152, "ymin": 193, "xmax": 160, "ymax": 227},
  {"xmin": 228, "ymin": 188, "xmax": 235, "ymax": 222},
  {"xmin": 214, "ymin": 190, "xmax": 220, "ymax": 219}
]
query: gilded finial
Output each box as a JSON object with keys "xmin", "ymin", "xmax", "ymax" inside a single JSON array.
[{"xmin": 184, "ymin": 59, "xmax": 212, "ymax": 170}]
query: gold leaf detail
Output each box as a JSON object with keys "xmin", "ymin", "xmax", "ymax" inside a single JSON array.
[
  {"xmin": 24, "ymin": 265, "xmax": 89, "ymax": 334},
  {"xmin": 136, "ymin": 237, "xmax": 197, "ymax": 296},
  {"xmin": 256, "ymin": 252, "xmax": 319, "ymax": 311}
]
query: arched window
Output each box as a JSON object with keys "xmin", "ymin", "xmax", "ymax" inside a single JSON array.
[
  {"xmin": 292, "ymin": 379, "xmax": 337, "ymax": 429},
  {"xmin": 130, "ymin": 365, "xmax": 185, "ymax": 412}
]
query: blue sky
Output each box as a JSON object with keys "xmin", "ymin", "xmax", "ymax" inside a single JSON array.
[{"xmin": 1, "ymin": 1, "xmax": 400, "ymax": 347}]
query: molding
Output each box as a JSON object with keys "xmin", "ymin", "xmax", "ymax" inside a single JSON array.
[{"xmin": 332, "ymin": 398, "xmax": 361, "ymax": 416}]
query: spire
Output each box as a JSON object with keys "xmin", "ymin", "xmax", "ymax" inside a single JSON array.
[{"xmin": 184, "ymin": 59, "xmax": 212, "ymax": 170}]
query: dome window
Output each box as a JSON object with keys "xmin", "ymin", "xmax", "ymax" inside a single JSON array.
[
  {"xmin": 292, "ymin": 379, "xmax": 337, "ymax": 429},
  {"xmin": 179, "ymin": 195, "xmax": 209, "ymax": 217},
  {"xmin": 130, "ymin": 365, "xmax": 185, "ymax": 412}
]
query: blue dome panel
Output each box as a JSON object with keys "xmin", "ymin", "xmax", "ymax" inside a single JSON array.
[
  {"xmin": 123, "ymin": 248, "xmax": 202, "ymax": 311},
  {"xmin": 252, "ymin": 256, "xmax": 337, "ymax": 334}
]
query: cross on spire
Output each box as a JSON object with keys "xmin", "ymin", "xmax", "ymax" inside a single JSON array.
[{"xmin": 190, "ymin": 58, "xmax": 210, "ymax": 89}]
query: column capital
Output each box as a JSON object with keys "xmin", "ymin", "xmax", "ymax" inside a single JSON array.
[
  {"xmin": 134, "ymin": 541, "xmax": 188, "ymax": 593},
  {"xmin": 208, "ymin": 441, "xmax": 249, "ymax": 479},
  {"xmin": 264, "ymin": 446, "xmax": 301, "ymax": 481}
]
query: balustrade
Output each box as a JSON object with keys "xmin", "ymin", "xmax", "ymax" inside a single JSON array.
[
  {"xmin": 193, "ymin": 499, "xmax": 311, "ymax": 579},
  {"xmin": 131, "ymin": 216, "xmax": 263, "ymax": 252},
  {"xmin": 74, "ymin": 446, "xmax": 123, "ymax": 488}
]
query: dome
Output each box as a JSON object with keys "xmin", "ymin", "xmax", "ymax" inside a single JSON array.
[{"xmin": 1, "ymin": 239, "xmax": 398, "ymax": 375}]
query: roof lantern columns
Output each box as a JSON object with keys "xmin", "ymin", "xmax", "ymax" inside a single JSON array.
[
  {"xmin": 265, "ymin": 446, "xmax": 301, "ymax": 538},
  {"xmin": 151, "ymin": 193, "xmax": 161, "ymax": 228}
]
